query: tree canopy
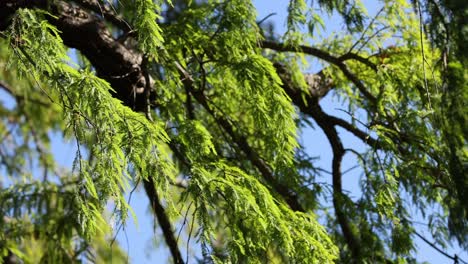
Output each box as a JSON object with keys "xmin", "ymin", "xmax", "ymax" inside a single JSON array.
[{"xmin": 0, "ymin": 0, "xmax": 466, "ymax": 263}]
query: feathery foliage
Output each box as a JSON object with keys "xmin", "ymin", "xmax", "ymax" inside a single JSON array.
[{"xmin": 0, "ymin": 0, "xmax": 466, "ymax": 263}]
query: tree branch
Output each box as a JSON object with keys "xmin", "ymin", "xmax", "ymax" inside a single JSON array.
[
  {"xmin": 274, "ymin": 63, "xmax": 382, "ymax": 149},
  {"xmin": 274, "ymin": 62, "xmax": 362, "ymax": 259},
  {"xmin": 261, "ymin": 40, "xmax": 377, "ymax": 71},
  {"xmin": 261, "ymin": 40, "xmax": 377, "ymax": 103},
  {"xmin": 327, "ymin": 115, "xmax": 382, "ymax": 148},
  {"xmin": 0, "ymin": 0, "xmax": 47, "ymax": 31},
  {"xmin": 308, "ymin": 102, "xmax": 362, "ymax": 260},
  {"xmin": 143, "ymin": 177, "xmax": 185, "ymax": 264},
  {"xmin": 46, "ymin": 1, "xmax": 151, "ymax": 111}
]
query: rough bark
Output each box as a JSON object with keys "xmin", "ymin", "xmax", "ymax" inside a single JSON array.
[{"xmin": 49, "ymin": 2, "xmax": 151, "ymax": 111}]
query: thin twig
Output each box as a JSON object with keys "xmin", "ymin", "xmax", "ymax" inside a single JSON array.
[
  {"xmin": 414, "ymin": 231, "xmax": 468, "ymax": 264},
  {"xmin": 257, "ymin": 12, "xmax": 277, "ymax": 26},
  {"xmin": 186, "ymin": 207, "xmax": 197, "ymax": 264},
  {"xmin": 347, "ymin": 7, "xmax": 385, "ymax": 53}
]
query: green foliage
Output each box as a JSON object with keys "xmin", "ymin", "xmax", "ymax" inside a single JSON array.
[
  {"xmin": 0, "ymin": 0, "xmax": 466, "ymax": 263},
  {"xmin": 135, "ymin": 0, "xmax": 164, "ymax": 54},
  {"xmin": 187, "ymin": 163, "xmax": 337, "ymax": 263},
  {"xmin": 1, "ymin": 8, "xmax": 174, "ymax": 261}
]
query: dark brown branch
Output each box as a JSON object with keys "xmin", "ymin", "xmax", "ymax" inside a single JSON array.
[
  {"xmin": 185, "ymin": 86, "xmax": 195, "ymax": 120},
  {"xmin": 261, "ymin": 40, "xmax": 377, "ymax": 71},
  {"xmin": 262, "ymin": 40, "xmax": 343, "ymax": 65},
  {"xmin": 261, "ymin": 40, "xmax": 377, "ymax": 103},
  {"xmin": 274, "ymin": 62, "xmax": 362, "ymax": 259},
  {"xmin": 0, "ymin": 0, "xmax": 47, "ymax": 31},
  {"xmin": 274, "ymin": 63, "xmax": 382, "ymax": 149},
  {"xmin": 327, "ymin": 114, "xmax": 382, "ymax": 148},
  {"xmin": 46, "ymin": 1, "xmax": 151, "ymax": 111},
  {"xmin": 338, "ymin": 52, "xmax": 378, "ymax": 71},
  {"xmin": 143, "ymin": 177, "xmax": 185, "ymax": 264},
  {"xmin": 309, "ymin": 102, "xmax": 362, "ymax": 260},
  {"xmin": 334, "ymin": 62, "xmax": 377, "ymax": 103}
]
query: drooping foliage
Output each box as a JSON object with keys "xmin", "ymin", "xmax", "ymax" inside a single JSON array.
[{"xmin": 0, "ymin": 0, "xmax": 466, "ymax": 263}]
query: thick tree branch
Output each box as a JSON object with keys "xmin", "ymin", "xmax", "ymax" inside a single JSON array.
[
  {"xmin": 71, "ymin": 0, "xmax": 132, "ymax": 32},
  {"xmin": 0, "ymin": 0, "xmax": 47, "ymax": 31},
  {"xmin": 46, "ymin": 2, "xmax": 151, "ymax": 111}
]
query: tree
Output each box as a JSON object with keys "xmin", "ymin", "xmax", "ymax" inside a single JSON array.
[{"xmin": 0, "ymin": 0, "xmax": 466, "ymax": 263}]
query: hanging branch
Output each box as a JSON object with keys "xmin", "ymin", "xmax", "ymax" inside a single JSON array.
[{"xmin": 143, "ymin": 177, "xmax": 185, "ymax": 264}]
